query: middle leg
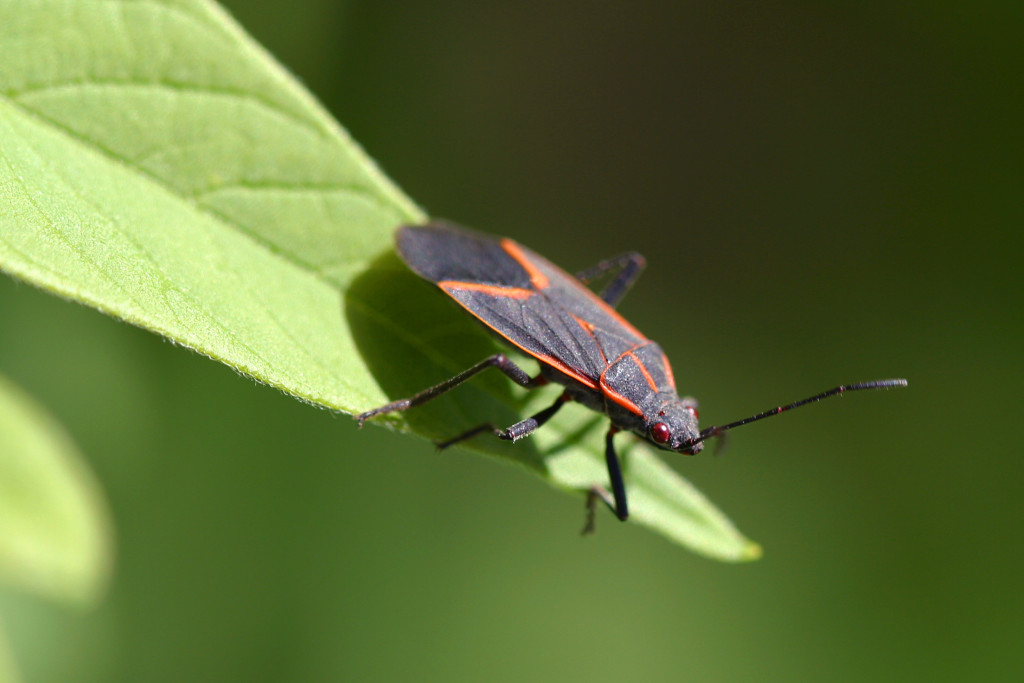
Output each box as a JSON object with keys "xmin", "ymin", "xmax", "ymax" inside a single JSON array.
[
  {"xmin": 582, "ymin": 425, "xmax": 630, "ymax": 533},
  {"xmin": 435, "ymin": 391, "xmax": 571, "ymax": 450}
]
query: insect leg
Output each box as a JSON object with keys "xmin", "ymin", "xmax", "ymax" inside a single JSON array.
[
  {"xmin": 435, "ymin": 392, "xmax": 570, "ymax": 450},
  {"xmin": 355, "ymin": 354, "xmax": 543, "ymax": 426},
  {"xmin": 574, "ymin": 252, "xmax": 646, "ymax": 308},
  {"xmin": 581, "ymin": 426, "xmax": 629, "ymax": 534}
]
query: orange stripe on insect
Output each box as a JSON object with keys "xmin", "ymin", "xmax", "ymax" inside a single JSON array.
[
  {"xmin": 561, "ymin": 273, "xmax": 646, "ymax": 341},
  {"xmin": 571, "ymin": 314, "xmax": 595, "ymax": 332},
  {"xmin": 532, "ymin": 351, "xmax": 598, "ymax": 390},
  {"xmin": 599, "ymin": 349, "xmax": 646, "ymax": 416},
  {"xmin": 501, "ymin": 239, "xmax": 550, "ymax": 290},
  {"xmin": 571, "ymin": 314, "xmax": 607, "ymax": 364},
  {"xmin": 439, "ymin": 281, "xmax": 534, "ymax": 300},
  {"xmin": 629, "ymin": 352, "xmax": 659, "ymax": 393},
  {"xmin": 440, "ymin": 290, "xmax": 599, "ymax": 390},
  {"xmin": 599, "ymin": 377, "xmax": 644, "ymax": 415},
  {"xmin": 661, "ymin": 352, "xmax": 676, "ymax": 391}
]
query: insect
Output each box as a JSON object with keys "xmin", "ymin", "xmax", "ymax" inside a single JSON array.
[{"xmin": 357, "ymin": 221, "xmax": 906, "ymax": 530}]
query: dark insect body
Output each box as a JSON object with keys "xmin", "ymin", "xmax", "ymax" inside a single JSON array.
[{"xmin": 357, "ymin": 221, "xmax": 907, "ymax": 530}]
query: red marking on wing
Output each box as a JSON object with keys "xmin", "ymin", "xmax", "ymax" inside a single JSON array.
[
  {"xmin": 501, "ymin": 239, "xmax": 550, "ymax": 290},
  {"xmin": 571, "ymin": 314, "xmax": 608, "ymax": 364},
  {"xmin": 661, "ymin": 352, "xmax": 676, "ymax": 391},
  {"xmin": 630, "ymin": 352, "xmax": 659, "ymax": 393},
  {"xmin": 560, "ymin": 270, "xmax": 646, "ymax": 341},
  {"xmin": 598, "ymin": 347, "xmax": 646, "ymax": 416},
  {"xmin": 599, "ymin": 378, "xmax": 644, "ymax": 416},
  {"xmin": 531, "ymin": 351, "xmax": 598, "ymax": 390},
  {"xmin": 571, "ymin": 314, "xmax": 595, "ymax": 332},
  {"xmin": 439, "ymin": 285, "xmax": 598, "ymax": 390},
  {"xmin": 503, "ymin": 238, "xmax": 647, "ymax": 344},
  {"xmin": 439, "ymin": 281, "xmax": 534, "ymax": 300}
]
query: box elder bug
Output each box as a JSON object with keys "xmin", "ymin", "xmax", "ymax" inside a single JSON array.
[{"xmin": 357, "ymin": 221, "xmax": 907, "ymax": 531}]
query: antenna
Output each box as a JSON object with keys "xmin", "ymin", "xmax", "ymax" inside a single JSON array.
[{"xmin": 683, "ymin": 379, "xmax": 908, "ymax": 449}]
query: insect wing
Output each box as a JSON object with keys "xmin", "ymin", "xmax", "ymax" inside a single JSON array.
[
  {"xmin": 438, "ymin": 284, "xmax": 603, "ymax": 386},
  {"xmin": 522, "ymin": 246, "xmax": 648, "ymax": 362},
  {"xmin": 397, "ymin": 223, "xmax": 648, "ymax": 389},
  {"xmin": 397, "ymin": 222, "xmax": 532, "ymax": 289}
]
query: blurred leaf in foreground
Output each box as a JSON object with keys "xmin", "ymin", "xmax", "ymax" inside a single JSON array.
[{"xmin": 0, "ymin": 373, "xmax": 112, "ymax": 606}]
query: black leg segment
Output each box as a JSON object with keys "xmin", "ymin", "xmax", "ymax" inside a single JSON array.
[
  {"xmin": 603, "ymin": 427, "xmax": 629, "ymax": 521},
  {"xmin": 582, "ymin": 426, "xmax": 629, "ymax": 534},
  {"xmin": 435, "ymin": 392, "xmax": 569, "ymax": 450},
  {"xmin": 574, "ymin": 252, "xmax": 646, "ymax": 309},
  {"xmin": 355, "ymin": 354, "xmax": 543, "ymax": 426}
]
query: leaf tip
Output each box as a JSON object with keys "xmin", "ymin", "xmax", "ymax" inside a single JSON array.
[{"xmin": 740, "ymin": 540, "xmax": 763, "ymax": 562}]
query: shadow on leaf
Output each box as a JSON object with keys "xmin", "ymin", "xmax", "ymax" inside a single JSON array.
[{"xmin": 344, "ymin": 248, "xmax": 556, "ymax": 474}]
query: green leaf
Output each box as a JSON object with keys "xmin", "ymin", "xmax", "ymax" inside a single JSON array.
[
  {"xmin": 0, "ymin": 374, "xmax": 112, "ymax": 606},
  {"xmin": 0, "ymin": 0, "xmax": 758, "ymax": 560},
  {"xmin": 0, "ymin": 621, "xmax": 20, "ymax": 683},
  {"xmin": 0, "ymin": 619, "xmax": 21, "ymax": 683}
]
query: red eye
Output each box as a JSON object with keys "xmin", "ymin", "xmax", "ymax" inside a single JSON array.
[
  {"xmin": 686, "ymin": 406, "xmax": 699, "ymax": 419},
  {"xmin": 651, "ymin": 422, "xmax": 671, "ymax": 444}
]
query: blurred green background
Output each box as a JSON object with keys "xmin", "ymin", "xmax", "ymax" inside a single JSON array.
[{"xmin": 1, "ymin": 1, "xmax": 1021, "ymax": 681}]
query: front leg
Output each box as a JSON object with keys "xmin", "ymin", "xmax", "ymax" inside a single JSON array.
[{"xmin": 582, "ymin": 425, "xmax": 629, "ymax": 534}]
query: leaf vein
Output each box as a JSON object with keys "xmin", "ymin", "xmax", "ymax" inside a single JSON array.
[
  {"xmin": 10, "ymin": 80, "xmax": 328, "ymax": 142},
  {"xmin": 3, "ymin": 100, "xmax": 339, "ymax": 284}
]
